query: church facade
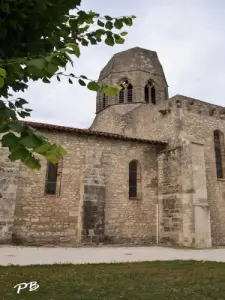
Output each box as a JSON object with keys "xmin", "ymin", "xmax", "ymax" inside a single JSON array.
[{"xmin": 1, "ymin": 47, "xmax": 225, "ymax": 248}]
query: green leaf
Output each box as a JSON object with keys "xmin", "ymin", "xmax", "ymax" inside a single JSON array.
[
  {"xmin": 0, "ymin": 67, "xmax": 6, "ymax": 78},
  {"xmin": 105, "ymin": 36, "xmax": 114, "ymax": 46},
  {"xmin": 103, "ymin": 85, "xmax": 121, "ymax": 96},
  {"xmin": 18, "ymin": 111, "xmax": 30, "ymax": 118},
  {"xmin": 0, "ymin": 100, "xmax": 6, "ymax": 109},
  {"xmin": 105, "ymin": 21, "xmax": 113, "ymax": 30},
  {"xmin": 23, "ymin": 155, "xmax": 41, "ymax": 169},
  {"xmin": 78, "ymin": 79, "xmax": 86, "ymax": 86},
  {"xmin": 55, "ymin": 145, "xmax": 67, "ymax": 155},
  {"xmin": 8, "ymin": 148, "xmax": 30, "ymax": 161},
  {"xmin": 42, "ymin": 151, "xmax": 59, "ymax": 164},
  {"xmin": 43, "ymin": 77, "xmax": 50, "ymax": 83},
  {"xmin": 0, "ymin": 77, "xmax": 4, "ymax": 88},
  {"xmin": 8, "ymin": 101, "xmax": 15, "ymax": 109},
  {"xmin": 87, "ymin": 81, "xmax": 100, "ymax": 92},
  {"xmin": 95, "ymin": 29, "xmax": 105, "ymax": 38},
  {"xmin": 97, "ymin": 20, "xmax": 105, "ymax": 27},
  {"xmin": 80, "ymin": 75, "xmax": 88, "ymax": 79},
  {"xmin": 15, "ymin": 98, "xmax": 28, "ymax": 108},
  {"xmin": 9, "ymin": 122, "xmax": 25, "ymax": 133},
  {"xmin": 123, "ymin": 17, "xmax": 133, "ymax": 26},
  {"xmin": 26, "ymin": 58, "xmax": 46, "ymax": 70},
  {"xmin": 0, "ymin": 124, "xmax": 9, "ymax": 133},
  {"xmin": 120, "ymin": 31, "xmax": 128, "ymax": 36},
  {"xmin": 90, "ymin": 38, "xmax": 97, "ymax": 45},
  {"xmin": 104, "ymin": 16, "xmax": 113, "ymax": 20},
  {"xmin": 19, "ymin": 135, "xmax": 42, "ymax": 148},
  {"xmin": 114, "ymin": 35, "xmax": 125, "ymax": 44},
  {"xmin": 33, "ymin": 142, "xmax": 51, "ymax": 153},
  {"xmin": 69, "ymin": 78, "xmax": 73, "ymax": 84},
  {"xmin": 45, "ymin": 63, "xmax": 58, "ymax": 75},
  {"xmin": 65, "ymin": 43, "xmax": 80, "ymax": 57},
  {"xmin": 81, "ymin": 39, "xmax": 89, "ymax": 46},
  {"xmin": 114, "ymin": 19, "xmax": 123, "ymax": 29},
  {"xmin": 1, "ymin": 132, "xmax": 19, "ymax": 147}
]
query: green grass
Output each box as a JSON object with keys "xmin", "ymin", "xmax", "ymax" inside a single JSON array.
[{"xmin": 1, "ymin": 261, "xmax": 225, "ymax": 299}]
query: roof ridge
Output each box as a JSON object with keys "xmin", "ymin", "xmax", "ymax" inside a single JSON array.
[{"xmin": 23, "ymin": 121, "xmax": 167, "ymax": 145}]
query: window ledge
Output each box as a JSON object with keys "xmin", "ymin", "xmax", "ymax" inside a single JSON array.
[
  {"xmin": 217, "ymin": 178, "xmax": 225, "ymax": 181},
  {"xmin": 129, "ymin": 197, "xmax": 142, "ymax": 200}
]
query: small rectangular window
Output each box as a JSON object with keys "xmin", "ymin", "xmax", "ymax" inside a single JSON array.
[{"xmin": 45, "ymin": 162, "xmax": 58, "ymax": 195}]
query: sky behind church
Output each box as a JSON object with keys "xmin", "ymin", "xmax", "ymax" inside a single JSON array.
[{"xmin": 21, "ymin": 0, "xmax": 225, "ymax": 128}]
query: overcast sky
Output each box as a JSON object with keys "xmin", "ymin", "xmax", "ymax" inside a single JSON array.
[{"xmin": 20, "ymin": 0, "xmax": 225, "ymax": 128}]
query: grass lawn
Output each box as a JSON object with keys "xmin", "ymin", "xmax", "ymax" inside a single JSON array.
[{"xmin": 1, "ymin": 260, "xmax": 225, "ymax": 299}]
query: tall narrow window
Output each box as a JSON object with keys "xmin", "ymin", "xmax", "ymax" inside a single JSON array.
[
  {"xmin": 214, "ymin": 130, "xmax": 224, "ymax": 178},
  {"xmin": 145, "ymin": 85, "xmax": 149, "ymax": 103},
  {"xmin": 45, "ymin": 162, "xmax": 58, "ymax": 194},
  {"xmin": 127, "ymin": 83, "xmax": 133, "ymax": 102},
  {"xmin": 119, "ymin": 85, "xmax": 125, "ymax": 103},
  {"xmin": 145, "ymin": 80, "xmax": 156, "ymax": 104},
  {"xmin": 102, "ymin": 93, "xmax": 108, "ymax": 108},
  {"xmin": 129, "ymin": 160, "xmax": 141, "ymax": 199},
  {"xmin": 151, "ymin": 86, "xmax": 156, "ymax": 104},
  {"xmin": 129, "ymin": 160, "xmax": 137, "ymax": 197},
  {"xmin": 103, "ymin": 94, "xmax": 106, "ymax": 108}
]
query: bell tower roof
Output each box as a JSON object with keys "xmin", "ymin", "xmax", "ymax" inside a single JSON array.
[{"xmin": 99, "ymin": 46, "xmax": 167, "ymax": 86}]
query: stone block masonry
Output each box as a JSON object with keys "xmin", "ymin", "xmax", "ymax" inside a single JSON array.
[{"xmin": 2, "ymin": 129, "xmax": 164, "ymax": 246}]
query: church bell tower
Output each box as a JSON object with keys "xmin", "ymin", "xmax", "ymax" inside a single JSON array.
[{"xmin": 95, "ymin": 47, "xmax": 168, "ymax": 113}]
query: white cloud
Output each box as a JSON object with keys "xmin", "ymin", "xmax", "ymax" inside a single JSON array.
[{"xmin": 18, "ymin": 0, "xmax": 225, "ymax": 127}]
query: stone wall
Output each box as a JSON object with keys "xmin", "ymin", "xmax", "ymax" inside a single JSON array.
[
  {"xmin": 176, "ymin": 100, "xmax": 225, "ymax": 246},
  {"xmin": 12, "ymin": 131, "xmax": 85, "ymax": 246},
  {"xmin": 90, "ymin": 101, "xmax": 177, "ymax": 143},
  {"xmin": 82, "ymin": 146, "xmax": 107, "ymax": 244},
  {"xmin": 158, "ymin": 147, "xmax": 182, "ymax": 245},
  {"xmin": 104, "ymin": 142, "xmax": 160, "ymax": 244},
  {"xmin": 9, "ymin": 129, "xmax": 163, "ymax": 246},
  {"xmin": 0, "ymin": 146, "xmax": 19, "ymax": 244}
]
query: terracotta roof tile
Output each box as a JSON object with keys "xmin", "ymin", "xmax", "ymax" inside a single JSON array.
[{"xmin": 23, "ymin": 121, "xmax": 167, "ymax": 145}]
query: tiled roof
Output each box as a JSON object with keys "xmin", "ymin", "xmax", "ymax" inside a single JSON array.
[{"xmin": 24, "ymin": 121, "xmax": 167, "ymax": 145}]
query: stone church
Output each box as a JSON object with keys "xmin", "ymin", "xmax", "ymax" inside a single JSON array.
[{"xmin": 1, "ymin": 47, "xmax": 225, "ymax": 248}]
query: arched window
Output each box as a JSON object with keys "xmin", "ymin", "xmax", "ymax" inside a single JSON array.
[
  {"xmin": 151, "ymin": 86, "xmax": 156, "ymax": 104},
  {"xmin": 119, "ymin": 85, "xmax": 125, "ymax": 103},
  {"xmin": 45, "ymin": 162, "xmax": 58, "ymax": 194},
  {"xmin": 129, "ymin": 160, "xmax": 141, "ymax": 199},
  {"xmin": 102, "ymin": 93, "xmax": 108, "ymax": 108},
  {"xmin": 145, "ymin": 80, "xmax": 156, "ymax": 104},
  {"xmin": 127, "ymin": 83, "xmax": 133, "ymax": 102},
  {"xmin": 118, "ymin": 79, "xmax": 133, "ymax": 103},
  {"xmin": 145, "ymin": 85, "xmax": 149, "ymax": 103},
  {"xmin": 214, "ymin": 130, "xmax": 225, "ymax": 178}
]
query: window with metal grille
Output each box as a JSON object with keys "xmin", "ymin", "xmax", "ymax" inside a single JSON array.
[
  {"xmin": 103, "ymin": 93, "xmax": 107, "ymax": 108},
  {"xmin": 129, "ymin": 160, "xmax": 137, "ymax": 198},
  {"xmin": 45, "ymin": 162, "xmax": 58, "ymax": 194},
  {"xmin": 119, "ymin": 85, "xmax": 124, "ymax": 103},
  {"xmin": 127, "ymin": 83, "xmax": 133, "ymax": 103},
  {"xmin": 214, "ymin": 130, "xmax": 223, "ymax": 178}
]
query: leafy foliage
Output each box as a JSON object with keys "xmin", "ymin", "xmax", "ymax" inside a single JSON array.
[{"xmin": 0, "ymin": 0, "xmax": 135, "ymax": 169}]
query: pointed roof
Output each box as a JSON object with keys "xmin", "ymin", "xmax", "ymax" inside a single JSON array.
[{"xmin": 99, "ymin": 47, "xmax": 167, "ymax": 85}]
